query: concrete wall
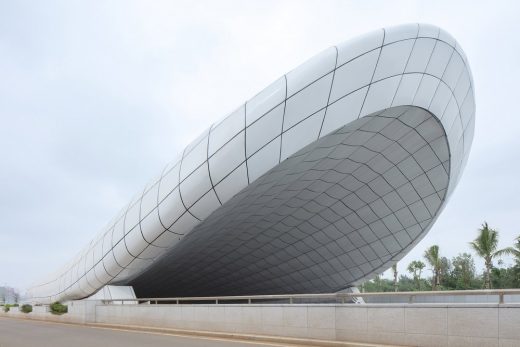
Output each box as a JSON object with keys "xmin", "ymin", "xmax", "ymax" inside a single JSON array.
[
  {"xmin": 365, "ymin": 294, "xmax": 520, "ymax": 304},
  {"xmin": 3, "ymin": 302, "xmax": 520, "ymax": 347},
  {"xmin": 94, "ymin": 303, "xmax": 520, "ymax": 347}
]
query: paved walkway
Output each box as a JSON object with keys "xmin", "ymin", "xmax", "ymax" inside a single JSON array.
[{"xmin": 0, "ymin": 317, "xmax": 301, "ymax": 347}]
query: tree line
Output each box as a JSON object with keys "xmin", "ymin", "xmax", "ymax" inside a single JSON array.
[{"xmin": 363, "ymin": 222, "xmax": 520, "ymax": 292}]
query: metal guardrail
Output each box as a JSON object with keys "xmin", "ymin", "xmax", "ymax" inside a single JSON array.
[{"xmin": 98, "ymin": 289, "xmax": 520, "ymax": 305}]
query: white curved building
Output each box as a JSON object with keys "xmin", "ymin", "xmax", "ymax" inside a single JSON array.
[{"xmin": 29, "ymin": 23, "xmax": 475, "ymax": 303}]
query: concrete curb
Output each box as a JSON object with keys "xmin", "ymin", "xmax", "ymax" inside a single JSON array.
[{"xmin": 88, "ymin": 322, "xmax": 407, "ymax": 347}]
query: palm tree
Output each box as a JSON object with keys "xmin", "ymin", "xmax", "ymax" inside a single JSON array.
[
  {"xmin": 424, "ymin": 245, "xmax": 442, "ymax": 290},
  {"xmin": 508, "ymin": 236, "xmax": 520, "ymax": 266},
  {"xmin": 469, "ymin": 222, "xmax": 512, "ymax": 289},
  {"xmin": 407, "ymin": 260, "xmax": 425, "ymax": 290},
  {"xmin": 391, "ymin": 264, "xmax": 398, "ymax": 292},
  {"xmin": 511, "ymin": 236, "xmax": 520, "ymax": 285}
]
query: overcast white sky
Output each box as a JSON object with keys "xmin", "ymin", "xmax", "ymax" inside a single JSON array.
[{"xmin": 1, "ymin": 0, "xmax": 519, "ymax": 291}]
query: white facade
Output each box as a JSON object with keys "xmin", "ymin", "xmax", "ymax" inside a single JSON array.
[{"xmin": 28, "ymin": 23, "xmax": 475, "ymax": 303}]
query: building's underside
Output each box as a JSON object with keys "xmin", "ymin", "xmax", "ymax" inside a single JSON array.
[
  {"xmin": 28, "ymin": 23, "xmax": 475, "ymax": 303},
  {"xmin": 131, "ymin": 106, "xmax": 450, "ymax": 297}
]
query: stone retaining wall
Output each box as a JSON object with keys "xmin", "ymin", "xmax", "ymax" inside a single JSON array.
[{"xmin": 3, "ymin": 302, "xmax": 519, "ymax": 347}]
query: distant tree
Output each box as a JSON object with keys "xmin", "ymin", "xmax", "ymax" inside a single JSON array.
[
  {"xmin": 396, "ymin": 275, "xmax": 413, "ymax": 291},
  {"xmin": 363, "ymin": 276, "xmax": 395, "ymax": 292},
  {"xmin": 424, "ymin": 245, "xmax": 442, "ymax": 290},
  {"xmin": 373, "ymin": 273, "xmax": 382, "ymax": 291},
  {"xmin": 439, "ymin": 256, "xmax": 451, "ymax": 287},
  {"xmin": 507, "ymin": 236, "xmax": 520, "ymax": 266},
  {"xmin": 508, "ymin": 237, "xmax": 520, "ymax": 286},
  {"xmin": 469, "ymin": 222, "xmax": 512, "ymax": 289},
  {"xmin": 391, "ymin": 264, "xmax": 398, "ymax": 292},
  {"xmin": 491, "ymin": 266, "xmax": 518, "ymax": 289},
  {"xmin": 407, "ymin": 260, "xmax": 426, "ymax": 290},
  {"xmin": 451, "ymin": 253, "xmax": 476, "ymax": 289}
]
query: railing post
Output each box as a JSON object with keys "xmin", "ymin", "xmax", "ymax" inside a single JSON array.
[
  {"xmin": 215, "ymin": 299, "xmax": 218, "ymax": 304},
  {"xmin": 289, "ymin": 297, "xmax": 293, "ymax": 304},
  {"xmin": 248, "ymin": 298, "xmax": 251, "ymax": 304},
  {"xmin": 499, "ymin": 293, "xmax": 504, "ymax": 304},
  {"xmin": 176, "ymin": 299, "xmax": 179, "ymax": 305},
  {"xmin": 408, "ymin": 295, "xmax": 414, "ymax": 304}
]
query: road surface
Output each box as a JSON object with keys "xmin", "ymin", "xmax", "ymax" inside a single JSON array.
[{"xmin": 0, "ymin": 317, "xmax": 299, "ymax": 347}]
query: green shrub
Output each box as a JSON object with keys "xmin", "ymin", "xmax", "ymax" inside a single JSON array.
[
  {"xmin": 49, "ymin": 302, "xmax": 67, "ymax": 314},
  {"xmin": 2, "ymin": 304, "xmax": 20, "ymax": 312},
  {"xmin": 20, "ymin": 304, "xmax": 32, "ymax": 313}
]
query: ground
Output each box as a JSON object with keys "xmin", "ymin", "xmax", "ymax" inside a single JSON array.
[{"xmin": 0, "ymin": 317, "xmax": 302, "ymax": 347}]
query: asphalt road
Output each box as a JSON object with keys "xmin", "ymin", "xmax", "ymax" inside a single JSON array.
[{"xmin": 0, "ymin": 317, "xmax": 299, "ymax": 347}]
